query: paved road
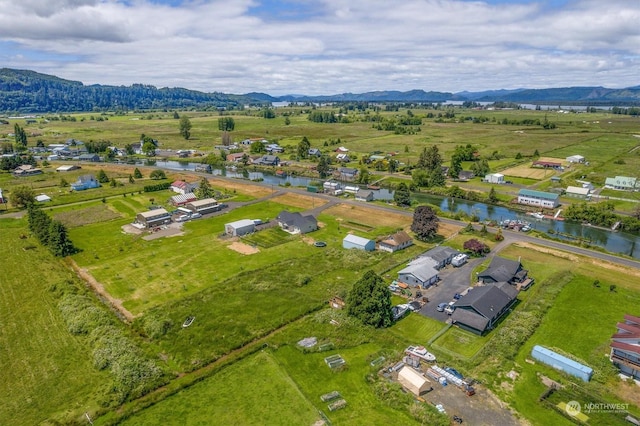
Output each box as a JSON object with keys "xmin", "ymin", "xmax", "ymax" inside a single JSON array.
[{"xmin": 17, "ymin": 162, "xmax": 640, "ymax": 269}]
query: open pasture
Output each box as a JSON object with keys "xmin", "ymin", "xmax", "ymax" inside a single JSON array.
[
  {"xmin": 0, "ymin": 221, "xmax": 108, "ymax": 425},
  {"xmin": 500, "ymin": 157, "xmax": 566, "ymax": 180},
  {"xmin": 271, "ymin": 191, "xmax": 329, "ymax": 209}
]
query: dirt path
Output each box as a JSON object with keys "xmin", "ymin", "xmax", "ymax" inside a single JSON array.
[{"xmin": 66, "ymin": 258, "xmax": 136, "ymax": 322}]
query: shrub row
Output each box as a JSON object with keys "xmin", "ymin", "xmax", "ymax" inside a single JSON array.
[{"xmin": 143, "ymin": 182, "xmax": 171, "ymax": 192}]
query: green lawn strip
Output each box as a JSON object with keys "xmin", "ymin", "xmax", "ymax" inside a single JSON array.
[
  {"xmin": 0, "ymin": 223, "xmax": 108, "ymax": 425},
  {"xmin": 431, "ymin": 327, "xmax": 489, "ymax": 359},
  {"xmin": 118, "ymin": 351, "xmax": 320, "ymax": 426}
]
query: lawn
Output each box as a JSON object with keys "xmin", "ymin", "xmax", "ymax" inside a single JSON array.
[
  {"xmin": 0, "ymin": 219, "xmax": 108, "ymax": 425},
  {"xmin": 119, "ymin": 350, "xmax": 320, "ymax": 426}
]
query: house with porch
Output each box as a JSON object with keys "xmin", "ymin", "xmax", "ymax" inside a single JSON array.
[
  {"xmin": 450, "ymin": 282, "xmax": 519, "ymax": 335},
  {"xmin": 477, "ymin": 256, "xmax": 528, "ymax": 285},
  {"xmin": 378, "ymin": 231, "xmax": 413, "ymax": 253},
  {"xmin": 605, "ymin": 176, "xmax": 638, "ymax": 191},
  {"xmin": 276, "ymin": 210, "xmax": 318, "ymax": 234}
]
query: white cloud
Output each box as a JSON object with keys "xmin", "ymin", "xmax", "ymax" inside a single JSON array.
[{"xmin": 0, "ymin": 0, "xmax": 637, "ymax": 94}]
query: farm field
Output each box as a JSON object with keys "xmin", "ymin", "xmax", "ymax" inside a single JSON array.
[{"xmin": 1, "ymin": 106, "xmax": 640, "ymax": 425}]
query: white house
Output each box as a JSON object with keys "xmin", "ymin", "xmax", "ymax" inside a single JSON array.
[
  {"xmin": 517, "ymin": 189, "xmax": 560, "ymax": 209},
  {"xmin": 484, "ymin": 173, "xmax": 505, "ymax": 184},
  {"xmin": 378, "ymin": 231, "xmax": 413, "ymax": 253}
]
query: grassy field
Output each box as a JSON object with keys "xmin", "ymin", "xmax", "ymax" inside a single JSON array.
[
  {"xmin": 0, "ymin": 219, "xmax": 108, "ymax": 425},
  {"xmin": 120, "ymin": 350, "xmax": 320, "ymax": 426}
]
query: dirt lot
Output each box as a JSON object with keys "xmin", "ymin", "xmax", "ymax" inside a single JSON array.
[
  {"xmin": 228, "ymin": 241, "xmax": 260, "ymax": 255},
  {"xmin": 323, "ymin": 204, "xmax": 411, "ymax": 228},
  {"xmin": 271, "ymin": 192, "xmax": 329, "ymax": 209},
  {"xmin": 424, "ymin": 379, "xmax": 522, "ymax": 425},
  {"xmin": 500, "ymin": 157, "xmax": 565, "ymax": 180}
]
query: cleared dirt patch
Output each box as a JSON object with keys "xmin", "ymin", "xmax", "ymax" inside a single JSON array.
[
  {"xmin": 323, "ymin": 204, "xmax": 411, "ymax": 228},
  {"xmin": 228, "ymin": 241, "xmax": 260, "ymax": 255},
  {"xmin": 271, "ymin": 192, "xmax": 328, "ymax": 209},
  {"xmin": 500, "ymin": 157, "xmax": 565, "ymax": 180},
  {"xmin": 209, "ymin": 178, "xmax": 272, "ymax": 198}
]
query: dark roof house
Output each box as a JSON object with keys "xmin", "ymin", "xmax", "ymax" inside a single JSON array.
[
  {"xmin": 254, "ymin": 155, "xmax": 280, "ymax": 166},
  {"xmin": 419, "ymin": 246, "xmax": 460, "ymax": 269},
  {"xmin": 450, "ymin": 282, "xmax": 519, "ymax": 334},
  {"xmin": 477, "ymin": 256, "xmax": 528, "ymax": 284},
  {"xmin": 276, "ymin": 210, "xmax": 318, "ymax": 234}
]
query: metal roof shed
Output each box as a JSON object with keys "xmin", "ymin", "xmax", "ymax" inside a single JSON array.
[{"xmin": 531, "ymin": 345, "xmax": 593, "ymax": 382}]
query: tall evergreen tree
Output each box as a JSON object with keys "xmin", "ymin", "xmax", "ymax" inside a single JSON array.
[
  {"xmin": 195, "ymin": 177, "xmax": 215, "ymax": 199},
  {"xmin": 297, "ymin": 136, "xmax": 311, "ymax": 159},
  {"xmin": 393, "ymin": 182, "xmax": 411, "ymax": 206},
  {"xmin": 179, "ymin": 116, "xmax": 192, "ymax": 140},
  {"xmin": 346, "ymin": 270, "xmax": 393, "ymax": 328},
  {"xmin": 48, "ymin": 220, "xmax": 76, "ymax": 257}
]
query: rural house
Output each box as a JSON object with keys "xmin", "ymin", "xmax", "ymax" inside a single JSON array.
[
  {"xmin": 355, "ymin": 190, "xmax": 374, "ymax": 202},
  {"xmin": 610, "ymin": 314, "xmax": 640, "ymax": 380},
  {"xmin": 450, "ymin": 282, "xmax": 519, "ymax": 335},
  {"xmin": 477, "ymin": 256, "xmax": 528, "ymax": 285},
  {"xmin": 78, "ymin": 153, "xmax": 100, "ymax": 162},
  {"xmin": 517, "ymin": 189, "xmax": 560, "ymax": 209},
  {"xmin": 12, "ymin": 165, "xmax": 43, "ymax": 177},
  {"xmin": 342, "ymin": 234, "xmax": 375, "ymax": 251},
  {"xmin": 605, "ymin": 176, "xmax": 638, "ymax": 191},
  {"xmin": 337, "ymin": 167, "xmax": 358, "ymax": 180},
  {"xmin": 226, "ymin": 153, "xmax": 245, "ymax": 163},
  {"xmin": 308, "ymin": 148, "xmax": 322, "ymax": 157},
  {"xmin": 419, "ymin": 246, "xmax": 460, "ymax": 270},
  {"xmin": 225, "ymin": 219, "xmax": 256, "ymax": 236},
  {"xmin": 71, "ymin": 175, "xmax": 100, "ymax": 191},
  {"xmin": 565, "ymin": 186, "xmax": 591, "ymax": 199},
  {"xmin": 170, "ymin": 180, "xmax": 197, "ymax": 194},
  {"xmin": 135, "ymin": 208, "xmax": 171, "ymax": 229},
  {"xmin": 323, "ymin": 181, "xmax": 342, "ymax": 195},
  {"xmin": 276, "ymin": 211, "xmax": 318, "ymax": 234},
  {"xmin": 378, "ymin": 231, "xmax": 413, "ymax": 253},
  {"xmin": 253, "ymin": 155, "xmax": 280, "ymax": 166}
]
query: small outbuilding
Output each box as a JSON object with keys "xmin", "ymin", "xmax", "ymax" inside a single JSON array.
[
  {"xmin": 35, "ymin": 194, "xmax": 52, "ymax": 202},
  {"xmin": 170, "ymin": 192, "xmax": 197, "ymax": 206},
  {"xmin": 342, "ymin": 234, "xmax": 375, "ymax": 251},
  {"xmin": 355, "ymin": 190, "xmax": 374, "ymax": 202},
  {"xmin": 565, "ymin": 186, "xmax": 590, "ymax": 199},
  {"xmin": 225, "ymin": 219, "xmax": 256, "ymax": 236},
  {"xmin": 566, "ymin": 155, "xmax": 585, "ymax": 163},
  {"xmin": 56, "ymin": 165, "xmax": 81, "ymax": 172},
  {"xmin": 484, "ymin": 173, "xmax": 505, "ymax": 184},
  {"xmin": 397, "ymin": 366, "xmax": 432, "ymax": 396}
]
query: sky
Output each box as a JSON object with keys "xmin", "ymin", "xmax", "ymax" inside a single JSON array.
[{"xmin": 0, "ymin": 0, "xmax": 638, "ymax": 95}]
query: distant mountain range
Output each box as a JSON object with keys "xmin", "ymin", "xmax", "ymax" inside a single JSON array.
[{"xmin": 0, "ymin": 68, "xmax": 638, "ymax": 113}]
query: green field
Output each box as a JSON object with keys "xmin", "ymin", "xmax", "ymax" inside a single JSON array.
[
  {"xmin": 0, "ymin": 220, "xmax": 108, "ymax": 425},
  {"xmin": 2, "ymin": 106, "xmax": 640, "ymax": 425}
]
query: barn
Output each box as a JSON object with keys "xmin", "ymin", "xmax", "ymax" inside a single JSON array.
[
  {"xmin": 186, "ymin": 198, "xmax": 220, "ymax": 214},
  {"xmin": 342, "ymin": 234, "xmax": 375, "ymax": 251},
  {"xmin": 225, "ymin": 219, "xmax": 256, "ymax": 236},
  {"xmin": 531, "ymin": 345, "xmax": 593, "ymax": 382},
  {"xmin": 135, "ymin": 208, "xmax": 171, "ymax": 229}
]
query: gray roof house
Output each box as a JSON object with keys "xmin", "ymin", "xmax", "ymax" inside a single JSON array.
[
  {"xmin": 254, "ymin": 155, "xmax": 280, "ymax": 166},
  {"xmin": 398, "ymin": 258, "xmax": 440, "ymax": 288},
  {"xmin": 276, "ymin": 211, "xmax": 318, "ymax": 234},
  {"xmin": 419, "ymin": 246, "xmax": 460, "ymax": 269},
  {"xmin": 450, "ymin": 282, "xmax": 519, "ymax": 335},
  {"xmin": 477, "ymin": 257, "xmax": 528, "ymax": 284},
  {"xmin": 355, "ymin": 190, "xmax": 374, "ymax": 202}
]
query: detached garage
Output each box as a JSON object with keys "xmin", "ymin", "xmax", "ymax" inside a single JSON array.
[
  {"xmin": 342, "ymin": 234, "xmax": 375, "ymax": 251},
  {"xmin": 225, "ymin": 219, "xmax": 255, "ymax": 236},
  {"xmin": 397, "ymin": 366, "xmax": 432, "ymax": 396}
]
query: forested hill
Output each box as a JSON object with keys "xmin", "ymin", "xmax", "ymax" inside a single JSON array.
[
  {"xmin": 1, "ymin": 68, "xmax": 639, "ymax": 113},
  {"xmin": 0, "ymin": 68, "xmax": 261, "ymax": 113}
]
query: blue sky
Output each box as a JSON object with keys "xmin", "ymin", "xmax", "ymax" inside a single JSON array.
[{"xmin": 0, "ymin": 0, "xmax": 637, "ymax": 95}]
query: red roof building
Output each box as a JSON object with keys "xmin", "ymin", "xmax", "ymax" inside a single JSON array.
[{"xmin": 610, "ymin": 314, "xmax": 640, "ymax": 380}]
